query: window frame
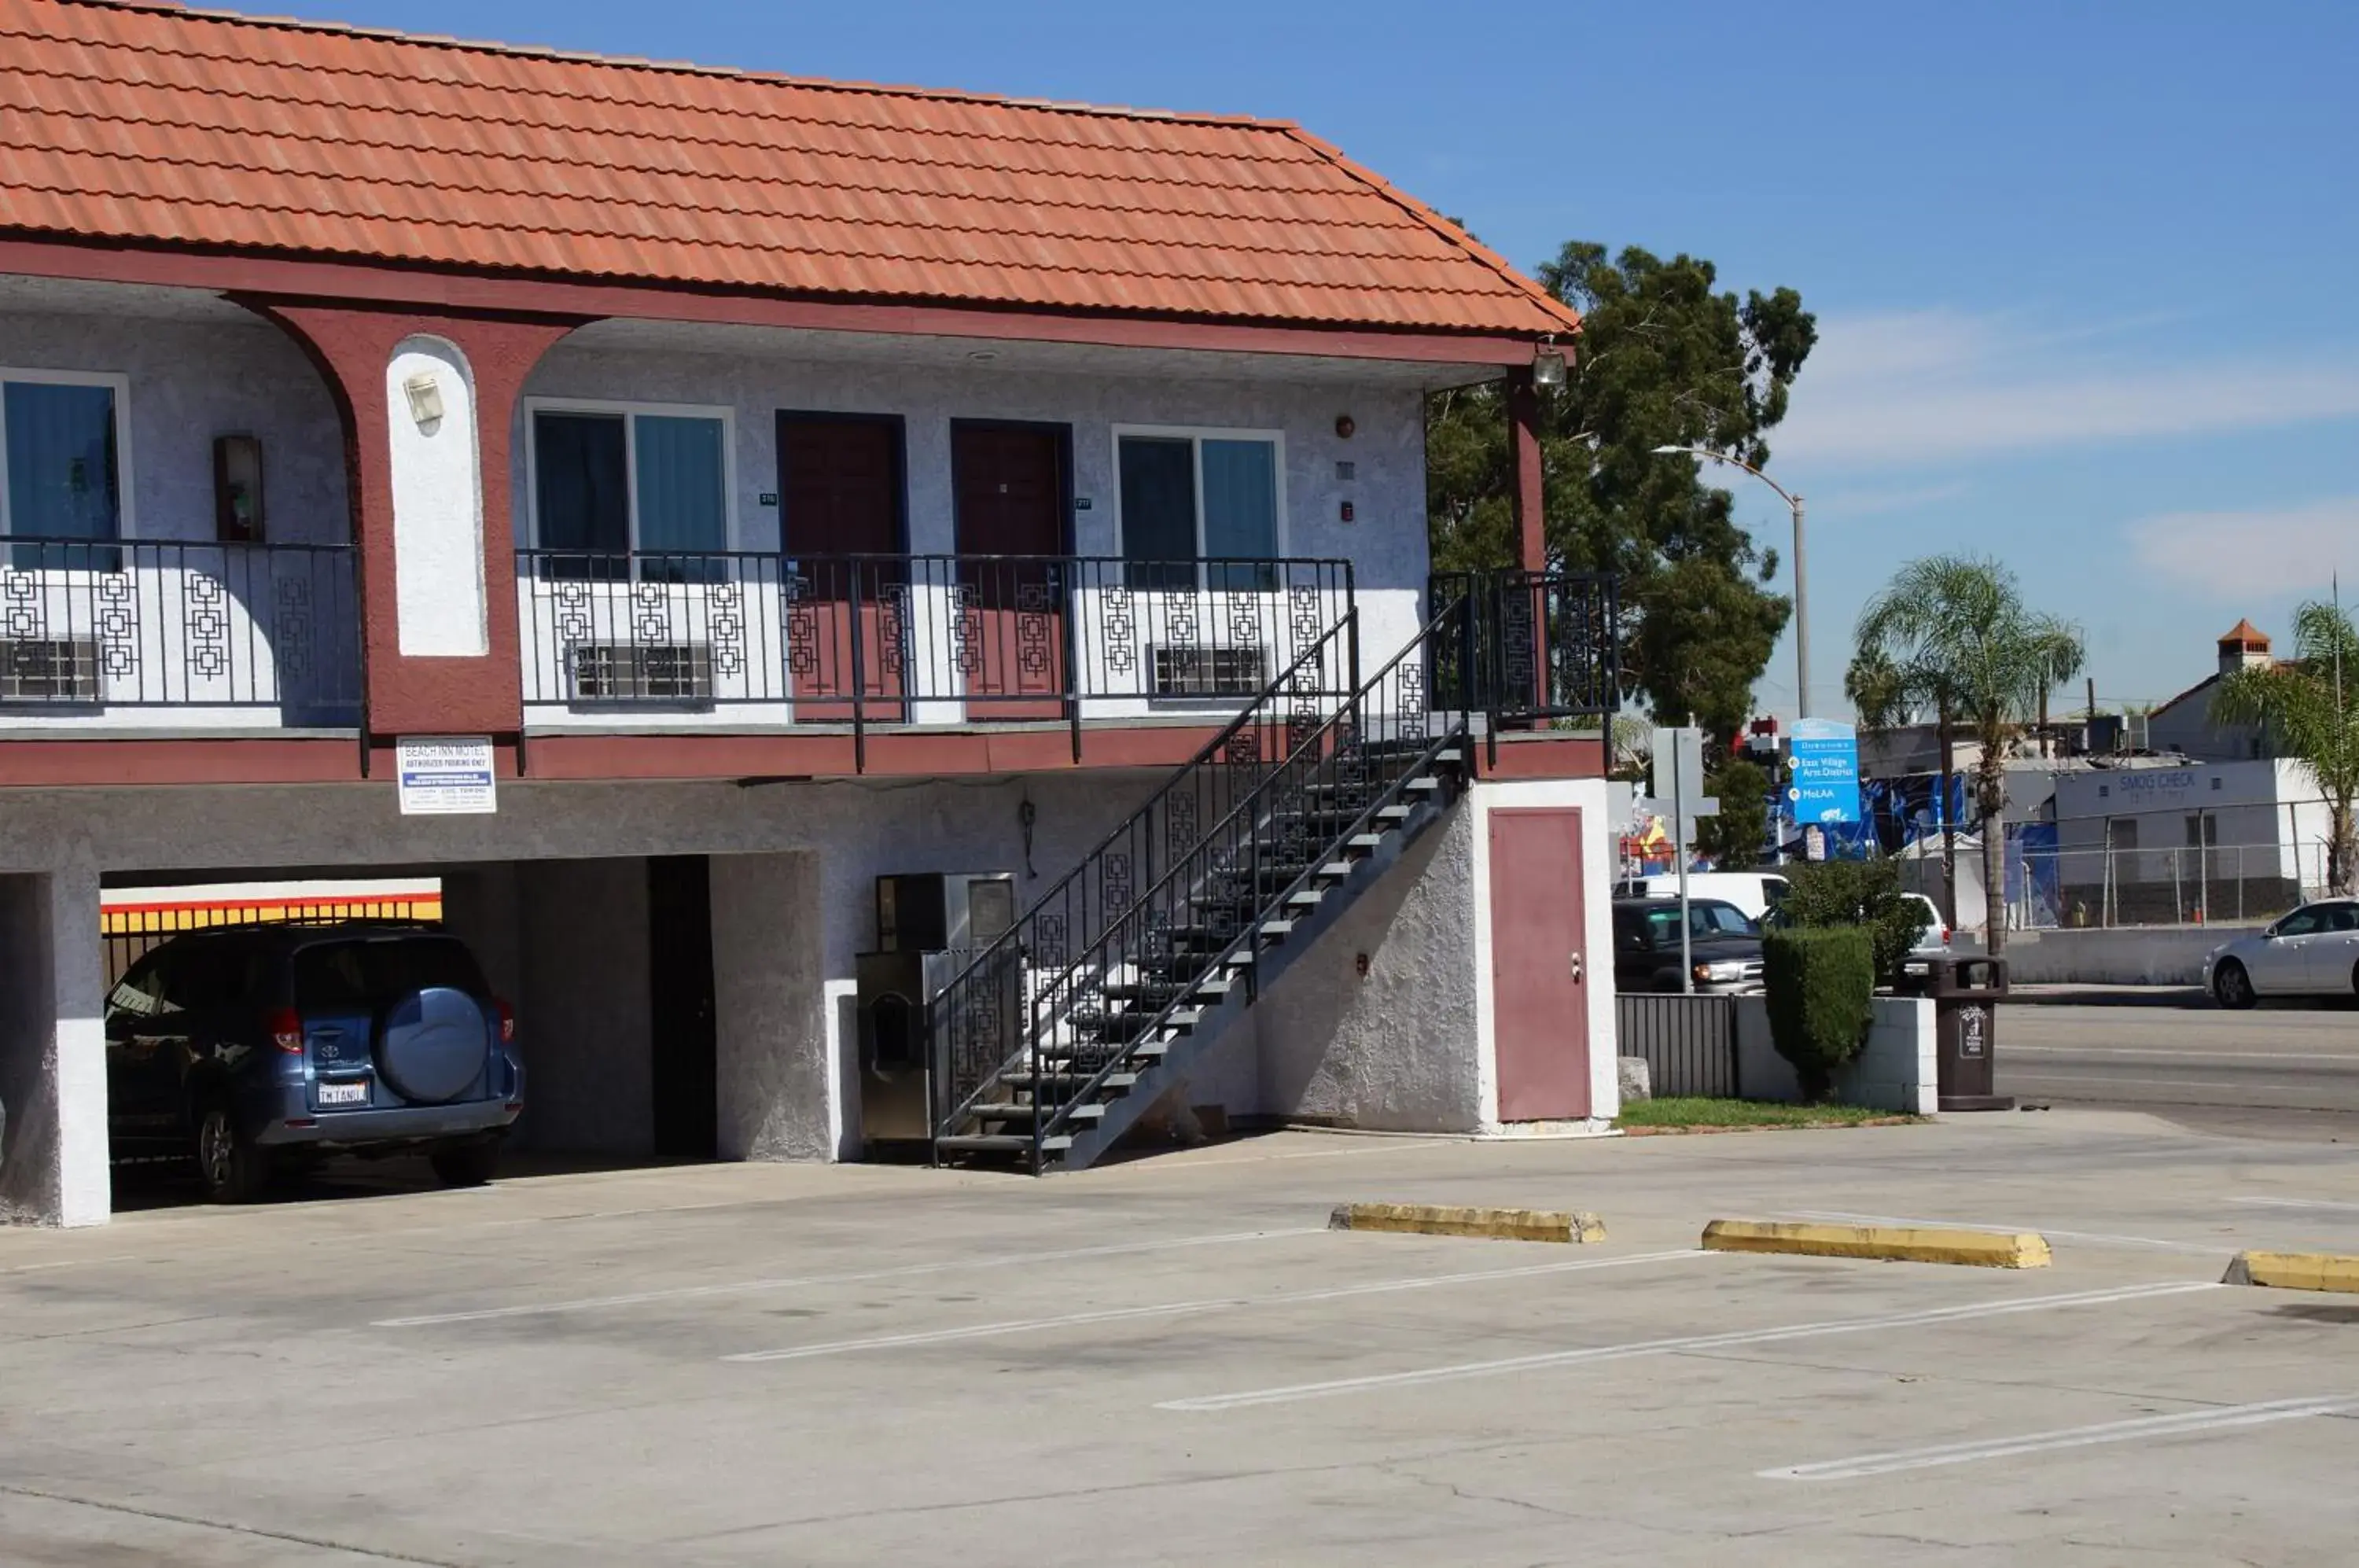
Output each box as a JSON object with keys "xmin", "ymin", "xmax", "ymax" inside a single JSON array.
[
  {"xmin": 1110, "ymin": 424, "xmax": 1289, "ymax": 580},
  {"xmin": 523, "ymin": 396, "xmax": 737, "ymax": 557},
  {"xmin": 0, "ymin": 367, "xmax": 138, "ymax": 542}
]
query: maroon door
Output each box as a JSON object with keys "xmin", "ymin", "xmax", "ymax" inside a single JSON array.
[
  {"xmin": 778, "ymin": 414, "xmax": 905, "ymax": 720},
  {"xmin": 1490, "ymin": 807, "xmax": 1592, "ymax": 1120},
  {"xmin": 951, "ymin": 422, "xmax": 1069, "ymax": 719}
]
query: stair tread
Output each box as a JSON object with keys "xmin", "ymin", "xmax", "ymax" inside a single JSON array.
[{"xmin": 936, "ymin": 1134, "xmax": 1073, "ymax": 1155}]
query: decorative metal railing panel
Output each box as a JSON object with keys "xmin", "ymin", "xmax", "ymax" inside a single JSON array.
[
  {"xmin": 0, "ymin": 538, "xmax": 359, "ymax": 721},
  {"xmin": 516, "ymin": 553, "xmax": 1355, "ymax": 745},
  {"xmin": 1430, "ymin": 569, "xmax": 1620, "ymax": 724}
]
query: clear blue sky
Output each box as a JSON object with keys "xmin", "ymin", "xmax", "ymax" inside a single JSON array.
[{"xmin": 273, "ymin": 0, "xmax": 2359, "ymax": 720}]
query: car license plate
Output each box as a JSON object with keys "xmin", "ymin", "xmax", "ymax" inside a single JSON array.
[{"xmin": 317, "ymin": 1080, "xmax": 370, "ymax": 1107}]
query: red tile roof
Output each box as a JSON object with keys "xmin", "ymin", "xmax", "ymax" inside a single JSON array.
[
  {"xmin": 2217, "ymin": 619, "xmax": 2271, "ymax": 648},
  {"xmin": 0, "ymin": 0, "xmax": 1581, "ymax": 338}
]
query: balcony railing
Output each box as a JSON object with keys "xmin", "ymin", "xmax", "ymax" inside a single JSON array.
[
  {"xmin": 0, "ymin": 537, "xmax": 361, "ymax": 724},
  {"xmin": 1431, "ymin": 569, "xmax": 1621, "ymax": 738},
  {"xmin": 515, "ymin": 550, "xmax": 1357, "ymax": 758}
]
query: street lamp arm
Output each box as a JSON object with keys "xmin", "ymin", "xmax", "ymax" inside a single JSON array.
[
  {"xmin": 1648, "ymin": 444, "xmax": 1799, "ymax": 510},
  {"xmin": 1649, "ymin": 443, "xmax": 1811, "ymax": 720}
]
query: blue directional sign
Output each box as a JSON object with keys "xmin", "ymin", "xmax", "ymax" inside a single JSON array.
[{"xmin": 1787, "ymin": 717, "xmax": 1862, "ymax": 825}]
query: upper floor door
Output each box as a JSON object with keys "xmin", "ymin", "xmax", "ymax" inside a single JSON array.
[
  {"xmin": 951, "ymin": 421, "xmax": 1070, "ymax": 712},
  {"xmin": 777, "ymin": 413, "xmax": 906, "ymax": 715}
]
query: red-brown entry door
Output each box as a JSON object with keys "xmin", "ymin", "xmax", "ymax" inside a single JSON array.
[
  {"xmin": 778, "ymin": 414, "xmax": 905, "ymax": 720},
  {"xmin": 1489, "ymin": 807, "xmax": 1592, "ymax": 1120},
  {"xmin": 951, "ymin": 422, "xmax": 1069, "ymax": 719}
]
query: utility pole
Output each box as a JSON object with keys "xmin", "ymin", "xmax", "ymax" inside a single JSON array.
[{"xmin": 1790, "ymin": 494, "xmax": 1809, "ymax": 719}]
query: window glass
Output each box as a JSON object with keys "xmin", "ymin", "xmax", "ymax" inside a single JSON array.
[
  {"xmin": 533, "ymin": 411, "xmax": 628, "ymax": 558},
  {"xmin": 4, "ymin": 380, "xmax": 121, "ymax": 548},
  {"xmin": 1118, "ymin": 436, "xmax": 1195, "ymax": 590},
  {"xmin": 365, "ymin": 937, "xmax": 490, "ymax": 998},
  {"xmin": 633, "ymin": 414, "xmax": 727, "ymax": 556},
  {"xmin": 2321, "ymin": 904, "xmax": 2359, "ymax": 934},
  {"xmin": 2276, "ymin": 908, "xmax": 2324, "ymax": 938},
  {"xmin": 1691, "ymin": 902, "xmax": 1756, "ymax": 938},
  {"xmin": 1639, "ymin": 907, "xmax": 1684, "ymax": 948},
  {"xmin": 106, "ymin": 957, "xmax": 170, "ymax": 1022},
  {"xmin": 293, "ymin": 942, "xmax": 374, "ymax": 1013},
  {"xmin": 1200, "ymin": 438, "xmax": 1278, "ymax": 590},
  {"xmin": 168, "ymin": 940, "xmax": 252, "ymax": 1012}
]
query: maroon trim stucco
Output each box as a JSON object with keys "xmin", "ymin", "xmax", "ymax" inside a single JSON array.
[
  {"xmin": 248, "ymin": 302, "xmax": 581, "ymax": 739},
  {"xmin": 0, "ymin": 236, "xmax": 1536, "ymax": 370},
  {"xmin": 1507, "ymin": 367, "xmax": 1547, "ymax": 572},
  {"xmin": 1475, "ymin": 733, "xmax": 1607, "ymax": 780},
  {"xmin": 0, "ymin": 725, "xmax": 1238, "ymax": 790}
]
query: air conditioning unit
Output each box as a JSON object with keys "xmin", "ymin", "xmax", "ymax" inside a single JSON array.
[
  {"xmin": 2123, "ymin": 712, "xmax": 2150, "ymax": 753},
  {"xmin": 1153, "ymin": 645, "xmax": 1266, "ymax": 698},
  {"xmin": 0, "ymin": 637, "xmax": 98, "ymax": 702},
  {"xmin": 571, "ymin": 642, "xmax": 714, "ymax": 701}
]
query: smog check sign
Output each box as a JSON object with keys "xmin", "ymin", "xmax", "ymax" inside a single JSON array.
[{"xmin": 396, "ymin": 736, "xmax": 497, "ymax": 816}]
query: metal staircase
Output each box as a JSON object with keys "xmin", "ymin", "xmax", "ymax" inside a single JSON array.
[{"xmin": 927, "ymin": 586, "xmax": 1489, "ymax": 1172}]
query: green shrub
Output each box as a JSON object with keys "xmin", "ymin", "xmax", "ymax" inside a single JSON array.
[
  {"xmin": 1761, "ymin": 926, "xmax": 1875, "ymax": 1102},
  {"xmin": 1776, "ymin": 856, "xmax": 1928, "ymax": 986}
]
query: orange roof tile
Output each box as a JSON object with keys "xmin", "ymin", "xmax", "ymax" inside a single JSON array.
[
  {"xmin": 2217, "ymin": 619, "xmax": 2270, "ymax": 648},
  {"xmin": 0, "ymin": 0, "xmax": 1581, "ymax": 338}
]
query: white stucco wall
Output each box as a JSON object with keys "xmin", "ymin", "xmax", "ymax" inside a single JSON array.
[
  {"xmin": 386, "ymin": 337, "xmax": 489, "ymax": 658},
  {"xmin": 0, "ymin": 305, "xmax": 350, "ymax": 547},
  {"xmin": 710, "ymin": 851, "xmax": 832, "ymax": 1161},
  {"xmin": 1734, "ymin": 995, "xmax": 1935, "ymax": 1115},
  {"xmin": 1242, "ymin": 802, "xmax": 1485, "ymax": 1132},
  {"xmin": 514, "ymin": 337, "xmax": 1430, "ymax": 676}
]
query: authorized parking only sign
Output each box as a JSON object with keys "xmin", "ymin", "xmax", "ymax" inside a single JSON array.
[{"xmin": 396, "ymin": 737, "xmax": 497, "ymax": 815}]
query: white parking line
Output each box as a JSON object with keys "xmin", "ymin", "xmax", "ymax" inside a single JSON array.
[
  {"xmin": 372, "ymin": 1228, "xmax": 1324, "ymax": 1328},
  {"xmin": 1157, "ymin": 1281, "xmax": 2223, "ymax": 1412},
  {"xmin": 1762, "ymin": 1396, "xmax": 2359, "ymax": 1480},
  {"xmin": 724, "ymin": 1249, "xmax": 1712, "ymax": 1363},
  {"xmin": 1785, "ymin": 1209, "xmax": 2225, "ymax": 1257}
]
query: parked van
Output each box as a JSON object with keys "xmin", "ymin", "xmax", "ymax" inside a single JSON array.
[{"xmin": 1615, "ymin": 870, "xmax": 1792, "ymax": 922}]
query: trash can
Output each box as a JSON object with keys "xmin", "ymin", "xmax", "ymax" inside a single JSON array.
[{"xmin": 1927, "ymin": 955, "xmax": 2012, "ymax": 1112}]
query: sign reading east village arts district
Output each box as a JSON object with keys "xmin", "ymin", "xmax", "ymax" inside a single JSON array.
[
  {"xmin": 1787, "ymin": 717, "xmax": 1862, "ymax": 825},
  {"xmin": 396, "ymin": 737, "xmax": 497, "ymax": 816}
]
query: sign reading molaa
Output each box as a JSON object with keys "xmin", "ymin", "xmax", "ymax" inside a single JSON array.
[{"xmin": 1788, "ymin": 717, "xmax": 1862, "ymax": 825}]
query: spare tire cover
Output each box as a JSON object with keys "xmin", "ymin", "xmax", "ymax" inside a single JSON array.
[{"xmin": 377, "ymin": 987, "xmax": 489, "ymax": 1104}]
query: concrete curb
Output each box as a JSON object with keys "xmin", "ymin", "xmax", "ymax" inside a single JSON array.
[
  {"xmin": 1328, "ymin": 1203, "xmax": 1606, "ymax": 1243},
  {"xmin": 2224, "ymin": 1251, "xmax": 2359, "ymax": 1293},
  {"xmin": 1702, "ymin": 1218, "xmax": 2052, "ymax": 1268}
]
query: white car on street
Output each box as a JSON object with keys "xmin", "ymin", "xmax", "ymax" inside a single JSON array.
[{"xmin": 2205, "ymin": 899, "xmax": 2359, "ymax": 1008}]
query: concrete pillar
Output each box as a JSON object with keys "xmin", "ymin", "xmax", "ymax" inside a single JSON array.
[
  {"xmin": 709, "ymin": 852, "xmax": 835, "ymax": 1161},
  {"xmin": 0, "ymin": 869, "xmax": 107, "ymax": 1227}
]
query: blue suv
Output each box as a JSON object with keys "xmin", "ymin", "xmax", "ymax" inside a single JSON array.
[{"xmin": 105, "ymin": 923, "xmax": 524, "ymax": 1202}]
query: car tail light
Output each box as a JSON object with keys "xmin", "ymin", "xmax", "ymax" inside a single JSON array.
[
  {"xmin": 495, "ymin": 998, "xmax": 516, "ymax": 1044},
  {"xmin": 267, "ymin": 1007, "xmax": 305, "ymax": 1054}
]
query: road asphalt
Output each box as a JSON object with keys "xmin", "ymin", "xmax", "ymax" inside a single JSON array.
[{"xmin": 1998, "ymin": 992, "xmax": 2359, "ymax": 1139}]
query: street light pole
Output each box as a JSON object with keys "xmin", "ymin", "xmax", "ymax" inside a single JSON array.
[{"xmin": 1651, "ymin": 446, "xmax": 1809, "ymax": 718}]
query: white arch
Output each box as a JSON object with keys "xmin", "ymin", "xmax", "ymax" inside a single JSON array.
[{"xmin": 384, "ymin": 335, "xmax": 488, "ymax": 657}]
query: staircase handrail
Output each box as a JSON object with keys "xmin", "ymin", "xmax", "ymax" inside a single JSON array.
[{"xmin": 1029, "ymin": 587, "xmax": 1478, "ymax": 1147}]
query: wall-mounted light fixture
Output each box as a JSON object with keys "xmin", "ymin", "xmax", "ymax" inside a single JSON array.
[
  {"xmin": 1531, "ymin": 336, "xmax": 1567, "ymax": 390},
  {"xmin": 402, "ymin": 372, "xmax": 445, "ymax": 431},
  {"xmin": 1334, "ymin": 414, "xmax": 1356, "ymax": 440}
]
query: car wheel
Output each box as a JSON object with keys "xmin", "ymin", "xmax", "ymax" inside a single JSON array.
[
  {"xmin": 193, "ymin": 1100, "xmax": 271, "ymax": 1204},
  {"xmin": 428, "ymin": 1134, "xmax": 502, "ymax": 1188},
  {"xmin": 2214, "ymin": 959, "xmax": 2257, "ymax": 1011}
]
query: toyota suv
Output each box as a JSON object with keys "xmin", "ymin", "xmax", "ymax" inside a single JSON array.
[{"xmin": 105, "ymin": 924, "xmax": 523, "ymax": 1202}]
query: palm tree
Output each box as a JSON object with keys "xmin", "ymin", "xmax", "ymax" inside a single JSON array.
[
  {"xmin": 2212, "ymin": 600, "xmax": 2359, "ymax": 895},
  {"xmin": 1850, "ymin": 557, "xmax": 2085, "ymax": 955}
]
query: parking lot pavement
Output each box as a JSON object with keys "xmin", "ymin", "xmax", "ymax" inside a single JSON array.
[
  {"xmin": 1999, "ymin": 996, "xmax": 2359, "ymax": 1136},
  {"xmin": 7, "ymin": 1114, "xmax": 2359, "ymax": 1566}
]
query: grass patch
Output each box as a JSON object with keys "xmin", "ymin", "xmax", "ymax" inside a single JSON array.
[{"xmin": 1615, "ymin": 1097, "xmax": 1918, "ymax": 1132}]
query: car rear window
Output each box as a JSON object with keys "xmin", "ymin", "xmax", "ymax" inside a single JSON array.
[{"xmin": 294, "ymin": 937, "xmax": 488, "ymax": 1010}]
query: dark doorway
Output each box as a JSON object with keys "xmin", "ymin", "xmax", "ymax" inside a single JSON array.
[
  {"xmin": 778, "ymin": 413, "xmax": 907, "ymax": 718},
  {"xmin": 647, "ymin": 855, "xmax": 719, "ymax": 1158},
  {"xmin": 950, "ymin": 421, "xmax": 1071, "ymax": 716}
]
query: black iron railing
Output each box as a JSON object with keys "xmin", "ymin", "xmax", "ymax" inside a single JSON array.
[
  {"xmin": 1431, "ymin": 568, "xmax": 1620, "ymax": 731},
  {"xmin": 930, "ymin": 583, "xmax": 1482, "ymax": 1166},
  {"xmin": 0, "ymin": 537, "xmax": 360, "ymax": 718},
  {"xmin": 515, "ymin": 550, "xmax": 1355, "ymax": 757}
]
